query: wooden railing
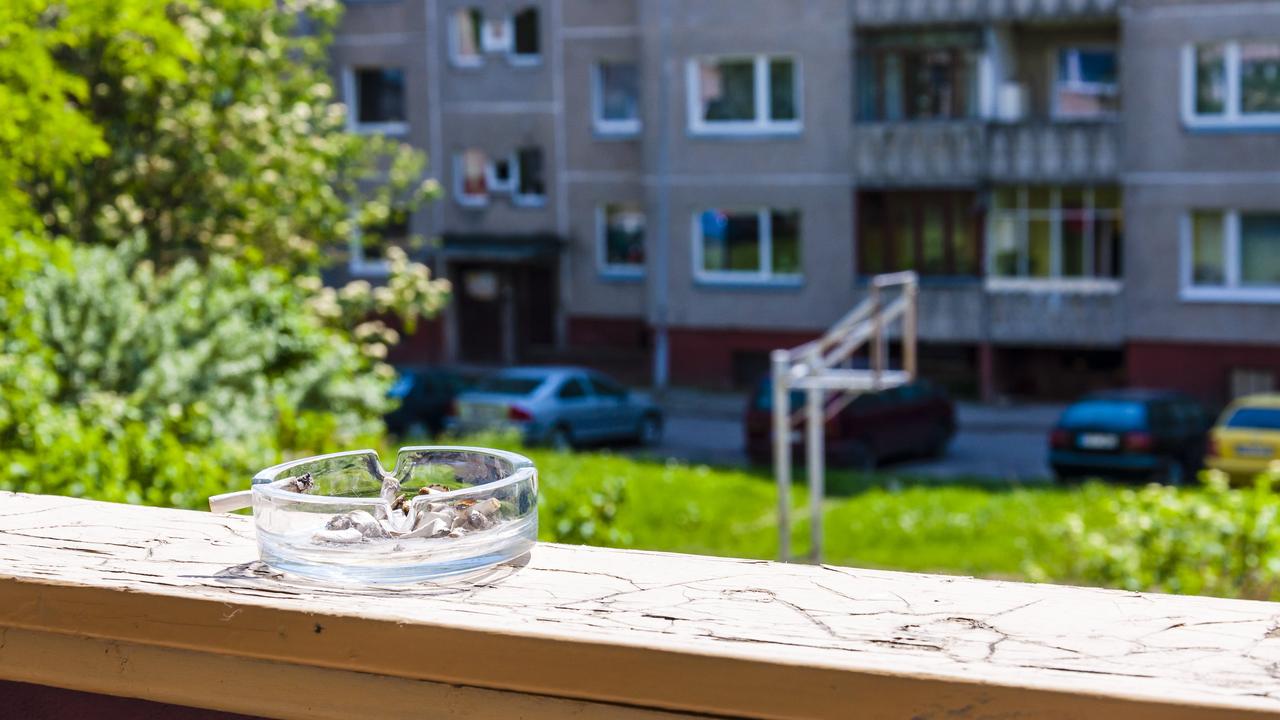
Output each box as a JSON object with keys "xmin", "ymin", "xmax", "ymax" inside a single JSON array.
[{"xmin": 2, "ymin": 491, "xmax": 1280, "ymax": 719}]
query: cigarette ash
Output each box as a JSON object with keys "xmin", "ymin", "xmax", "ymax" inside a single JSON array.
[{"xmin": 309, "ymin": 472, "xmax": 503, "ymax": 545}]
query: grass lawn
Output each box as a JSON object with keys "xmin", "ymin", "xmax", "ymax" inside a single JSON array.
[{"xmin": 427, "ymin": 436, "xmax": 1118, "ymax": 584}]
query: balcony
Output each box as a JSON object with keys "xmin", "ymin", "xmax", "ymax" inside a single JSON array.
[
  {"xmin": 4, "ymin": 491, "xmax": 1280, "ymax": 718},
  {"xmin": 852, "ymin": 120, "xmax": 1120, "ymax": 186},
  {"xmin": 850, "ymin": 0, "xmax": 1119, "ymax": 26}
]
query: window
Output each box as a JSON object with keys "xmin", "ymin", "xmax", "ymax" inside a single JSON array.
[
  {"xmin": 450, "ymin": 8, "xmax": 483, "ymax": 67},
  {"xmin": 511, "ymin": 7, "xmax": 539, "ymax": 63},
  {"xmin": 1183, "ymin": 40, "xmax": 1280, "ymax": 128},
  {"xmin": 586, "ymin": 375, "xmax": 627, "ymax": 399},
  {"xmin": 1054, "ymin": 47, "xmax": 1118, "ymax": 118},
  {"xmin": 1184, "ymin": 210, "xmax": 1280, "ymax": 301},
  {"xmin": 347, "ymin": 68, "xmax": 407, "ymax": 133},
  {"xmin": 858, "ymin": 192, "xmax": 980, "ymax": 277},
  {"xmin": 455, "ymin": 149, "xmax": 489, "ymax": 207},
  {"xmin": 449, "ymin": 7, "xmax": 539, "ymax": 67},
  {"xmin": 687, "ymin": 55, "xmax": 800, "ymax": 135},
  {"xmin": 695, "ymin": 208, "xmax": 802, "ymax": 283},
  {"xmin": 351, "ymin": 210, "xmax": 410, "ymax": 276},
  {"xmin": 557, "ymin": 378, "xmax": 588, "ymax": 400},
  {"xmin": 454, "ymin": 147, "xmax": 546, "ymax": 208},
  {"xmin": 598, "ymin": 203, "xmax": 645, "ymax": 276},
  {"xmin": 593, "ymin": 62, "xmax": 641, "ymax": 135},
  {"xmin": 514, "ymin": 147, "xmax": 545, "ymax": 206},
  {"xmin": 856, "ymin": 30, "xmax": 981, "ymax": 121},
  {"xmin": 988, "ymin": 186, "xmax": 1122, "ymax": 281}
]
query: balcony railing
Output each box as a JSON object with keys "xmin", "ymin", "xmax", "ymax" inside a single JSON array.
[
  {"xmin": 850, "ymin": 0, "xmax": 1119, "ymax": 26},
  {"xmin": 3, "ymin": 491, "xmax": 1280, "ymax": 718},
  {"xmin": 852, "ymin": 120, "xmax": 1120, "ymax": 186}
]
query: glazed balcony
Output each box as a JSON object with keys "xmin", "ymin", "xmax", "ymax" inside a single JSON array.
[
  {"xmin": 2, "ymin": 491, "xmax": 1279, "ymax": 718},
  {"xmin": 852, "ymin": 119, "xmax": 1120, "ymax": 186},
  {"xmin": 850, "ymin": 0, "xmax": 1119, "ymax": 26}
]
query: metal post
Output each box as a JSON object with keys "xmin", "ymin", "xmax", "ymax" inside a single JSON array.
[
  {"xmin": 806, "ymin": 385, "xmax": 824, "ymax": 564},
  {"xmin": 771, "ymin": 350, "xmax": 791, "ymax": 562},
  {"xmin": 871, "ymin": 285, "xmax": 885, "ymax": 390},
  {"xmin": 904, "ymin": 280, "xmax": 919, "ymax": 381},
  {"xmin": 650, "ymin": 0, "xmax": 672, "ymax": 389}
]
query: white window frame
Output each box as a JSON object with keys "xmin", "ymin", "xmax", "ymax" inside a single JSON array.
[
  {"xmin": 507, "ymin": 8, "xmax": 542, "ymax": 67},
  {"xmin": 592, "ymin": 62, "xmax": 642, "ymax": 137},
  {"xmin": 1180, "ymin": 209, "xmax": 1280, "ymax": 303},
  {"xmin": 511, "ymin": 148, "xmax": 547, "ymax": 208},
  {"xmin": 984, "ymin": 186, "xmax": 1123, "ymax": 290},
  {"xmin": 342, "ymin": 67, "xmax": 409, "ymax": 136},
  {"xmin": 686, "ymin": 55, "xmax": 802, "ymax": 137},
  {"xmin": 1050, "ymin": 45, "xmax": 1119, "ymax": 120},
  {"xmin": 691, "ymin": 208, "xmax": 803, "ymax": 286},
  {"xmin": 449, "ymin": 8, "xmax": 486, "ymax": 69},
  {"xmin": 453, "ymin": 151, "xmax": 490, "ymax": 208},
  {"xmin": 596, "ymin": 204, "xmax": 646, "ymax": 279},
  {"xmin": 485, "ymin": 153, "xmax": 517, "ymax": 194},
  {"xmin": 1181, "ymin": 41, "xmax": 1280, "ymax": 130}
]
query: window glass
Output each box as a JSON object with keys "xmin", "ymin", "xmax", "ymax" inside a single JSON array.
[
  {"xmin": 859, "ymin": 195, "xmax": 887, "ymax": 274},
  {"xmin": 360, "ymin": 209, "xmax": 410, "ymax": 261},
  {"xmin": 991, "ymin": 212, "xmax": 1019, "ymax": 276},
  {"xmin": 557, "ymin": 378, "xmax": 588, "ymax": 400},
  {"xmin": 1240, "ymin": 42, "xmax": 1280, "ymax": 114},
  {"xmin": 1240, "ymin": 213, "xmax": 1280, "ymax": 286},
  {"xmin": 856, "ymin": 30, "xmax": 981, "ymax": 121},
  {"xmin": 952, "ymin": 195, "xmax": 977, "ymax": 275},
  {"xmin": 515, "ymin": 147, "xmax": 545, "ymax": 199},
  {"xmin": 698, "ymin": 58, "xmax": 756, "ymax": 122},
  {"xmin": 882, "ymin": 54, "xmax": 904, "ymax": 120},
  {"xmin": 587, "ymin": 376, "xmax": 627, "ymax": 398},
  {"xmin": 857, "ymin": 192, "xmax": 980, "ymax": 277},
  {"xmin": 597, "ymin": 62, "xmax": 640, "ymax": 124},
  {"xmin": 1195, "ymin": 43, "xmax": 1227, "ymax": 115},
  {"xmin": 921, "ymin": 203, "xmax": 946, "ymax": 274},
  {"xmin": 460, "ymin": 149, "xmax": 488, "ymax": 200},
  {"xmin": 602, "ymin": 203, "xmax": 645, "ymax": 269},
  {"xmin": 890, "ymin": 200, "xmax": 915, "ymax": 271},
  {"xmin": 1027, "ymin": 186, "xmax": 1053, "ymax": 211},
  {"xmin": 702, "ymin": 210, "xmax": 760, "ymax": 272},
  {"xmin": 1191, "ymin": 211, "xmax": 1225, "ymax": 285},
  {"xmin": 1028, "ymin": 218, "xmax": 1052, "ymax": 277},
  {"xmin": 769, "ymin": 58, "xmax": 797, "ymax": 121},
  {"xmin": 356, "ymin": 68, "xmax": 405, "ymax": 124},
  {"xmin": 1055, "ymin": 48, "xmax": 1118, "ymax": 117},
  {"xmin": 474, "ymin": 376, "xmax": 545, "ymax": 396},
  {"xmin": 1095, "ymin": 215, "xmax": 1122, "ymax": 278},
  {"xmin": 452, "ymin": 8, "xmax": 483, "ymax": 63},
  {"xmin": 770, "ymin": 210, "xmax": 802, "ymax": 275},
  {"xmin": 512, "ymin": 7, "xmax": 539, "ymax": 57},
  {"xmin": 1061, "ymin": 214, "xmax": 1086, "ymax": 277}
]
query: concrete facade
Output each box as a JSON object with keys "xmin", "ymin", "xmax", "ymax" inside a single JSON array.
[{"xmin": 332, "ymin": 0, "xmax": 1280, "ymax": 405}]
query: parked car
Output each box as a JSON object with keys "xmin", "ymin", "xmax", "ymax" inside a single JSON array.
[
  {"xmin": 1048, "ymin": 389, "xmax": 1209, "ymax": 484},
  {"xmin": 384, "ymin": 366, "xmax": 472, "ymax": 437},
  {"xmin": 448, "ymin": 366, "xmax": 663, "ymax": 448},
  {"xmin": 1205, "ymin": 394, "xmax": 1280, "ymax": 484},
  {"xmin": 744, "ymin": 378, "xmax": 955, "ymax": 469}
]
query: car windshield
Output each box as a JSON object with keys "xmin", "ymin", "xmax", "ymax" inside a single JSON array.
[
  {"xmin": 1059, "ymin": 400, "xmax": 1147, "ymax": 430},
  {"xmin": 1225, "ymin": 407, "xmax": 1280, "ymax": 430},
  {"xmin": 472, "ymin": 375, "xmax": 546, "ymax": 396}
]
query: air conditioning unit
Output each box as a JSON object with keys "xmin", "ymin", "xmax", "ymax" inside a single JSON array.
[{"xmin": 997, "ymin": 82, "xmax": 1026, "ymax": 122}]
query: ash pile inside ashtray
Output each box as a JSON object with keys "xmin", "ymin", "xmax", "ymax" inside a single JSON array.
[{"xmin": 310, "ymin": 472, "xmax": 502, "ymax": 545}]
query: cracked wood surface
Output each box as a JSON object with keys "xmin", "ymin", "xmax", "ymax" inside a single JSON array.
[{"xmin": 1, "ymin": 492, "xmax": 1280, "ymax": 719}]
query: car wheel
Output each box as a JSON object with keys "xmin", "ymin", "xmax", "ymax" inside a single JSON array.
[
  {"xmin": 637, "ymin": 414, "xmax": 663, "ymax": 446},
  {"xmin": 1053, "ymin": 469, "xmax": 1083, "ymax": 485},
  {"xmin": 549, "ymin": 424, "xmax": 574, "ymax": 452}
]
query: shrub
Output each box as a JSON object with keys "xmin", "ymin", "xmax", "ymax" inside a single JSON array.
[{"xmin": 1044, "ymin": 471, "xmax": 1280, "ymax": 599}]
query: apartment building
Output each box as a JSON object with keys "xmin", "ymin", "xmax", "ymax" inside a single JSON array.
[{"xmin": 330, "ymin": 0, "xmax": 1280, "ymax": 406}]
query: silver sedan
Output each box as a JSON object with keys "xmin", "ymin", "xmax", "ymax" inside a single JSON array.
[{"xmin": 448, "ymin": 366, "xmax": 663, "ymax": 449}]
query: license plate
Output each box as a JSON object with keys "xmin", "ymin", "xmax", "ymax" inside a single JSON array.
[
  {"xmin": 1236, "ymin": 444, "xmax": 1274, "ymax": 458},
  {"xmin": 1078, "ymin": 433, "xmax": 1119, "ymax": 450},
  {"xmin": 459, "ymin": 403, "xmax": 505, "ymax": 423}
]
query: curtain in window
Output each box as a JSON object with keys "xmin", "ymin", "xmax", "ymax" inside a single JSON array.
[
  {"xmin": 462, "ymin": 149, "xmax": 487, "ymax": 196},
  {"xmin": 453, "ymin": 9, "xmax": 481, "ymax": 58}
]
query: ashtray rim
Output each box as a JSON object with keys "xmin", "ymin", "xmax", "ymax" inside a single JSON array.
[{"xmin": 250, "ymin": 445, "xmax": 536, "ymax": 507}]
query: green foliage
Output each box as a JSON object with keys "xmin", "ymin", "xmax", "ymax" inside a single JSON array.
[
  {"xmin": 3, "ymin": 238, "xmax": 386, "ymax": 507},
  {"xmin": 545, "ymin": 474, "xmax": 633, "ymax": 546},
  {"xmin": 1044, "ymin": 472, "xmax": 1280, "ymax": 599}
]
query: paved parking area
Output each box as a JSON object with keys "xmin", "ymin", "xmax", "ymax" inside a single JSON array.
[{"xmin": 637, "ymin": 389, "xmax": 1059, "ymax": 481}]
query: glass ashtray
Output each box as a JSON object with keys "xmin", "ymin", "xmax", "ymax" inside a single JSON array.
[{"xmin": 211, "ymin": 446, "xmax": 537, "ymax": 584}]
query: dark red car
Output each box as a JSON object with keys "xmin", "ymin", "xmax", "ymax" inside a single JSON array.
[{"xmin": 744, "ymin": 378, "xmax": 956, "ymax": 468}]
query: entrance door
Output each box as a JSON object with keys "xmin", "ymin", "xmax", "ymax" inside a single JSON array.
[{"xmin": 455, "ymin": 266, "xmax": 506, "ymax": 364}]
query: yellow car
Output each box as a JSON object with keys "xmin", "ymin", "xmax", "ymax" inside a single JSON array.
[{"xmin": 1206, "ymin": 394, "xmax": 1280, "ymax": 483}]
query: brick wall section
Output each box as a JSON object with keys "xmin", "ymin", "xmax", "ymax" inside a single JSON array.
[{"xmin": 1127, "ymin": 341, "xmax": 1280, "ymax": 410}]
